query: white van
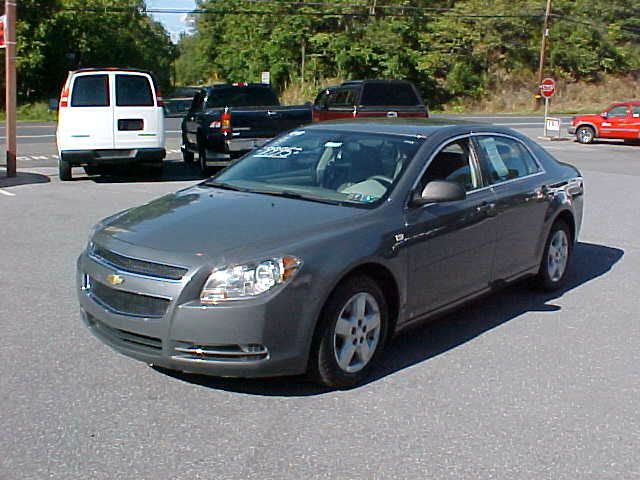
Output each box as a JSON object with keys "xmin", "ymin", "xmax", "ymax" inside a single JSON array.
[{"xmin": 56, "ymin": 68, "xmax": 165, "ymax": 180}]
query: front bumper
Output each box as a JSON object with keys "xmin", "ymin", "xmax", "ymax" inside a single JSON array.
[
  {"xmin": 62, "ymin": 148, "xmax": 166, "ymax": 166},
  {"xmin": 76, "ymin": 248, "xmax": 315, "ymax": 378}
]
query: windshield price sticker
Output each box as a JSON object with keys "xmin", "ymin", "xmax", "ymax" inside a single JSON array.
[
  {"xmin": 254, "ymin": 146, "xmax": 303, "ymax": 158},
  {"xmin": 479, "ymin": 137, "xmax": 509, "ymax": 178}
]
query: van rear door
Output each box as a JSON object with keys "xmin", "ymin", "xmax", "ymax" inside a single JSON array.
[
  {"xmin": 62, "ymin": 73, "xmax": 114, "ymax": 150},
  {"xmin": 113, "ymin": 73, "xmax": 163, "ymax": 150}
]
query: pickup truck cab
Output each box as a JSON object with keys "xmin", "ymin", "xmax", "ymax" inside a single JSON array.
[
  {"xmin": 569, "ymin": 101, "xmax": 640, "ymax": 144},
  {"xmin": 312, "ymin": 80, "xmax": 428, "ymax": 122},
  {"xmin": 181, "ymin": 83, "xmax": 312, "ymax": 174}
]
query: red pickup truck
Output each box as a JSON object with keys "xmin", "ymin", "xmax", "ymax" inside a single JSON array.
[
  {"xmin": 312, "ymin": 80, "xmax": 428, "ymax": 122},
  {"xmin": 569, "ymin": 101, "xmax": 640, "ymax": 144}
]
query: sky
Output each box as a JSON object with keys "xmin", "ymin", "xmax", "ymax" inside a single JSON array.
[{"xmin": 147, "ymin": 0, "xmax": 197, "ymax": 42}]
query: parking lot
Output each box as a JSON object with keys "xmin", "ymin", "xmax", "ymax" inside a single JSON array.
[{"xmin": 1, "ymin": 116, "xmax": 638, "ymax": 479}]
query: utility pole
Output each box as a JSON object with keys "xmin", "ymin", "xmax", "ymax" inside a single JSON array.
[
  {"xmin": 535, "ymin": 0, "xmax": 552, "ymax": 110},
  {"xmin": 4, "ymin": 0, "xmax": 16, "ymax": 177}
]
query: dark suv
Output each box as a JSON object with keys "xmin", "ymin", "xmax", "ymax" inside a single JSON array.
[{"xmin": 312, "ymin": 80, "xmax": 428, "ymax": 122}]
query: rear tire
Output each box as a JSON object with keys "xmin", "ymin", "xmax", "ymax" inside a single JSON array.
[
  {"xmin": 308, "ymin": 275, "xmax": 389, "ymax": 388},
  {"xmin": 59, "ymin": 158, "xmax": 72, "ymax": 181},
  {"xmin": 533, "ymin": 220, "xmax": 572, "ymax": 291},
  {"xmin": 182, "ymin": 149, "xmax": 195, "ymax": 164},
  {"xmin": 199, "ymin": 144, "xmax": 210, "ymax": 177},
  {"xmin": 576, "ymin": 126, "xmax": 595, "ymax": 144}
]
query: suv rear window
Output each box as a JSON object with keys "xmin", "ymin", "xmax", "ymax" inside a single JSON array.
[
  {"xmin": 360, "ymin": 83, "xmax": 420, "ymax": 106},
  {"xmin": 116, "ymin": 75, "xmax": 155, "ymax": 107},
  {"xmin": 205, "ymin": 87, "xmax": 279, "ymax": 108},
  {"xmin": 70, "ymin": 75, "xmax": 109, "ymax": 107}
]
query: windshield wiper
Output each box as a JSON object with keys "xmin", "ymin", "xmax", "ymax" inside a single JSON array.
[
  {"xmin": 251, "ymin": 189, "xmax": 344, "ymax": 206},
  {"xmin": 202, "ymin": 180, "xmax": 250, "ymax": 192}
]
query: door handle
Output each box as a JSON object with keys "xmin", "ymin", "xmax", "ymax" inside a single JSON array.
[{"xmin": 476, "ymin": 202, "xmax": 497, "ymax": 217}]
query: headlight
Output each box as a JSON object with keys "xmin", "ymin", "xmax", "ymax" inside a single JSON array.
[{"xmin": 200, "ymin": 255, "xmax": 302, "ymax": 304}]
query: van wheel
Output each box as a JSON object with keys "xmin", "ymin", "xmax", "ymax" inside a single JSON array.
[
  {"xmin": 59, "ymin": 158, "xmax": 72, "ymax": 181},
  {"xmin": 308, "ymin": 275, "xmax": 389, "ymax": 388}
]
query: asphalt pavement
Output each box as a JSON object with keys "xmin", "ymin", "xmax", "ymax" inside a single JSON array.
[{"xmin": 0, "ymin": 116, "xmax": 638, "ymax": 479}]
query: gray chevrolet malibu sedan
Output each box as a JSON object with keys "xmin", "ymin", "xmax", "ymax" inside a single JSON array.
[{"xmin": 77, "ymin": 120, "xmax": 584, "ymax": 388}]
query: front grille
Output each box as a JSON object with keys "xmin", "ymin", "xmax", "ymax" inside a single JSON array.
[
  {"xmin": 86, "ymin": 312, "xmax": 162, "ymax": 353},
  {"xmin": 89, "ymin": 276, "xmax": 170, "ymax": 318},
  {"xmin": 91, "ymin": 244, "xmax": 187, "ymax": 281}
]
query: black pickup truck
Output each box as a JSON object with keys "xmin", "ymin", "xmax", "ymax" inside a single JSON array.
[{"xmin": 181, "ymin": 83, "xmax": 312, "ymax": 174}]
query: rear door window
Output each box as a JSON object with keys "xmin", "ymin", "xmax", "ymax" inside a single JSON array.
[
  {"xmin": 475, "ymin": 136, "xmax": 541, "ymax": 184},
  {"xmin": 328, "ymin": 87, "xmax": 359, "ymax": 107},
  {"xmin": 70, "ymin": 74, "xmax": 110, "ymax": 107},
  {"xmin": 205, "ymin": 87, "xmax": 279, "ymax": 108},
  {"xmin": 116, "ymin": 75, "xmax": 155, "ymax": 107},
  {"xmin": 360, "ymin": 83, "xmax": 419, "ymax": 106}
]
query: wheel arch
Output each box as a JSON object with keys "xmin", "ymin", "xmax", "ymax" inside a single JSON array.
[
  {"xmin": 555, "ymin": 209, "xmax": 576, "ymax": 245},
  {"xmin": 308, "ymin": 261, "xmax": 401, "ymax": 362},
  {"xmin": 576, "ymin": 122, "xmax": 598, "ymax": 138}
]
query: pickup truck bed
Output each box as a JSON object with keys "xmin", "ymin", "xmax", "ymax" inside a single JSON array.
[{"xmin": 181, "ymin": 84, "xmax": 312, "ymax": 174}]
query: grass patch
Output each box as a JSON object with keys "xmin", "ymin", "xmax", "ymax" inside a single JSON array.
[{"xmin": 0, "ymin": 102, "xmax": 57, "ymax": 122}]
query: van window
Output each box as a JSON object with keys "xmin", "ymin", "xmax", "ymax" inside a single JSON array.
[
  {"xmin": 116, "ymin": 75, "xmax": 155, "ymax": 107},
  {"xmin": 70, "ymin": 75, "xmax": 109, "ymax": 107},
  {"xmin": 361, "ymin": 83, "xmax": 419, "ymax": 106}
]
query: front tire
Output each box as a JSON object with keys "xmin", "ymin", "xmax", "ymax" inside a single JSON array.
[
  {"xmin": 533, "ymin": 220, "xmax": 572, "ymax": 291},
  {"xmin": 309, "ymin": 275, "xmax": 389, "ymax": 388},
  {"xmin": 576, "ymin": 126, "xmax": 595, "ymax": 144}
]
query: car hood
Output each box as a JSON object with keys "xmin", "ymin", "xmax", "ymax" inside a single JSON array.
[
  {"xmin": 573, "ymin": 114, "xmax": 601, "ymax": 123},
  {"xmin": 95, "ymin": 184, "xmax": 369, "ymax": 260}
]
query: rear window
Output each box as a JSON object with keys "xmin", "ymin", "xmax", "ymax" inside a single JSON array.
[
  {"xmin": 116, "ymin": 75, "xmax": 155, "ymax": 107},
  {"xmin": 360, "ymin": 83, "xmax": 420, "ymax": 106},
  {"xmin": 70, "ymin": 75, "xmax": 109, "ymax": 107},
  {"xmin": 205, "ymin": 87, "xmax": 279, "ymax": 108}
]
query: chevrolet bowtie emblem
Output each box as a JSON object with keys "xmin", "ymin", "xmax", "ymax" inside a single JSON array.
[{"xmin": 106, "ymin": 274, "xmax": 124, "ymax": 286}]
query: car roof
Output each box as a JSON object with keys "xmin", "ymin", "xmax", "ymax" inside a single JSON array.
[
  {"xmin": 302, "ymin": 118, "xmax": 513, "ymax": 139},
  {"xmin": 70, "ymin": 67, "xmax": 153, "ymax": 75}
]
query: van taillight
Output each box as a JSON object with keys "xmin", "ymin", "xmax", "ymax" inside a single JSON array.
[
  {"xmin": 59, "ymin": 83, "xmax": 69, "ymax": 108},
  {"xmin": 221, "ymin": 109, "xmax": 231, "ymax": 134}
]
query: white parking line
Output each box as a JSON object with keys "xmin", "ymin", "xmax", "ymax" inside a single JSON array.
[{"xmin": 0, "ymin": 188, "xmax": 16, "ymax": 196}]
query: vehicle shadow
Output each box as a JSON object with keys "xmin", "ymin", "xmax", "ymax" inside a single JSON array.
[
  {"xmin": 155, "ymin": 242, "xmax": 623, "ymax": 396},
  {"xmin": 0, "ymin": 170, "xmax": 51, "ymax": 187},
  {"xmin": 80, "ymin": 161, "xmax": 206, "ymax": 183}
]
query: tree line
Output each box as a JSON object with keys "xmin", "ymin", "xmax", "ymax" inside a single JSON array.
[
  {"xmin": 6, "ymin": 1, "xmax": 640, "ymax": 108},
  {"xmin": 176, "ymin": 0, "xmax": 640, "ymax": 106},
  {"xmin": 8, "ymin": 0, "xmax": 174, "ymax": 104}
]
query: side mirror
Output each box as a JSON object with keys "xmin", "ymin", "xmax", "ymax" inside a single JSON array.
[
  {"xmin": 411, "ymin": 180, "xmax": 466, "ymax": 207},
  {"xmin": 601, "ymin": 111, "xmax": 608, "ymax": 118}
]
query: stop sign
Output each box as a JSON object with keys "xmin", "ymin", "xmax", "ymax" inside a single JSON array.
[{"xmin": 540, "ymin": 78, "xmax": 556, "ymax": 98}]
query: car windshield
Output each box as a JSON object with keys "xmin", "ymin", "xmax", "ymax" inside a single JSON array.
[{"xmin": 209, "ymin": 130, "xmax": 424, "ymax": 207}]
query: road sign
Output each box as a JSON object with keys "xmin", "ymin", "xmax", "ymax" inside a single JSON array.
[
  {"xmin": 545, "ymin": 117, "xmax": 561, "ymax": 135},
  {"xmin": 261, "ymin": 71, "xmax": 270, "ymax": 84},
  {"xmin": 0, "ymin": 15, "xmax": 5, "ymax": 48},
  {"xmin": 540, "ymin": 77, "xmax": 556, "ymax": 98}
]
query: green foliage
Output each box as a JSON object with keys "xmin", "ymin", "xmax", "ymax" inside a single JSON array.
[
  {"xmin": 175, "ymin": 0, "xmax": 639, "ymax": 107},
  {"xmin": 14, "ymin": 0, "xmax": 175, "ymax": 102}
]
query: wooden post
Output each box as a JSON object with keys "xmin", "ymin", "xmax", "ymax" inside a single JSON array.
[
  {"xmin": 4, "ymin": 0, "xmax": 16, "ymax": 177},
  {"xmin": 535, "ymin": 0, "xmax": 552, "ymax": 110}
]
